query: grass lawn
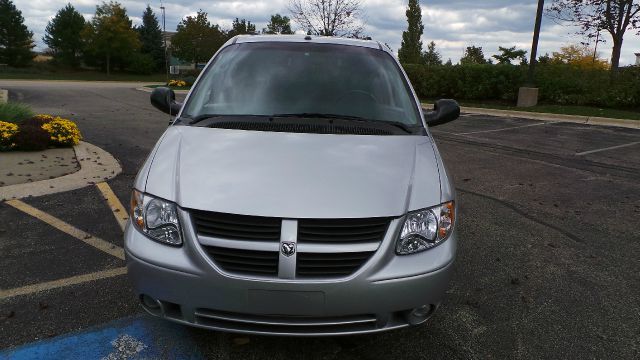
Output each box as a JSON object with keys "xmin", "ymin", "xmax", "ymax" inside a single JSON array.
[
  {"xmin": 0, "ymin": 69, "xmax": 166, "ymax": 82},
  {"xmin": 424, "ymin": 100, "xmax": 640, "ymax": 121},
  {"xmin": 144, "ymin": 84, "xmax": 191, "ymax": 91}
]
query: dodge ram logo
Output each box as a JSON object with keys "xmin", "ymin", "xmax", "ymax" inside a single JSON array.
[{"xmin": 281, "ymin": 242, "xmax": 296, "ymax": 257}]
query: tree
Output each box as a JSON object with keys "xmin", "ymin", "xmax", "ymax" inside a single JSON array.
[
  {"xmin": 136, "ymin": 5, "xmax": 164, "ymax": 72},
  {"xmin": 460, "ymin": 45, "xmax": 488, "ymax": 65},
  {"xmin": 492, "ymin": 46, "xmax": 528, "ymax": 65},
  {"xmin": 44, "ymin": 3, "xmax": 85, "ymax": 67},
  {"xmin": 263, "ymin": 14, "xmax": 294, "ymax": 34},
  {"xmin": 538, "ymin": 53, "xmax": 552, "ymax": 64},
  {"xmin": 229, "ymin": 18, "xmax": 256, "ymax": 37},
  {"xmin": 82, "ymin": 1, "xmax": 140, "ymax": 75},
  {"xmin": 398, "ymin": 0, "xmax": 424, "ymax": 64},
  {"xmin": 548, "ymin": 0, "xmax": 640, "ymax": 69},
  {"xmin": 288, "ymin": 0, "xmax": 364, "ymax": 37},
  {"xmin": 171, "ymin": 10, "xmax": 226, "ymax": 66},
  {"xmin": 421, "ymin": 41, "xmax": 442, "ymax": 66},
  {"xmin": 550, "ymin": 44, "xmax": 610, "ymax": 69},
  {"xmin": 0, "ymin": 0, "xmax": 34, "ymax": 67}
]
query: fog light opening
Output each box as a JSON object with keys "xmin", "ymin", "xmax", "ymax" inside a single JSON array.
[
  {"xmin": 140, "ymin": 294, "xmax": 162, "ymax": 315},
  {"xmin": 406, "ymin": 304, "xmax": 436, "ymax": 325}
]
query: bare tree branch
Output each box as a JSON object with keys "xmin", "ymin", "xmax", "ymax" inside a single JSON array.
[
  {"xmin": 547, "ymin": 0, "xmax": 640, "ymax": 69},
  {"xmin": 288, "ymin": 0, "xmax": 364, "ymax": 37}
]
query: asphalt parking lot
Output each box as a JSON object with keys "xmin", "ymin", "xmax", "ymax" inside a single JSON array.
[{"xmin": 0, "ymin": 80, "xmax": 639, "ymax": 359}]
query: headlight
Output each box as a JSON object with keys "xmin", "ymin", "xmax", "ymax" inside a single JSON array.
[
  {"xmin": 396, "ymin": 201, "xmax": 455, "ymax": 255},
  {"xmin": 130, "ymin": 189, "xmax": 182, "ymax": 246}
]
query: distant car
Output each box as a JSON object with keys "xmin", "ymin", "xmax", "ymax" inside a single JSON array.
[{"xmin": 126, "ymin": 35, "xmax": 459, "ymax": 336}]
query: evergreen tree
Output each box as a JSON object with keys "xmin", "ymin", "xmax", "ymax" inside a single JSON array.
[
  {"xmin": 44, "ymin": 3, "xmax": 85, "ymax": 67},
  {"xmin": 398, "ymin": 0, "xmax": 424, "ymax": 64},
  {"xmin": 136, "ymin": 5, "xmax": 164, "ymax": 72},
  {"xmin": 263, "ymin": 14, "xmax": 294, "ymax": 34},
  {"xmin": 460, "ymin": 45, "xmax": 488, "ymax": 65},
  {"xmin": 82, "ymin": 1, "xmax": 140, "ymax": 75},
  {"xmin": 0, "ymin": 0, "xmax": 34, "ymax": 67},
  {"xmin": 421, "ymin": 41, "xmax": 442, "ymax": 65},
  {"xmin": 171, "ymin": 11, "xmax": 226, "ymax": 66},
  {"xmin": 229, "ymin": 18, "xmax": 256, "ymax": 37}
]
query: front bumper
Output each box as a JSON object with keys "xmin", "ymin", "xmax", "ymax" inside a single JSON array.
[{"xmin": 124, "ymin": 212, "xmax": 457, "ymax": 336}]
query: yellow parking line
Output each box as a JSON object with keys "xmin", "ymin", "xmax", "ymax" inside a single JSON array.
[
  {"xmin": 96, "ymin": 182, "xmax": 129, "ymax": 231},
  {"xmin": 5, "ymin": 200, "xmax": 125, "ymax": 260},
  {"xmin": 0, "ymin": 267, "xmax": 127, "ymax": 300}
]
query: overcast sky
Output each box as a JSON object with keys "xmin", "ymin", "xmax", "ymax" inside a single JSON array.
[{"xmin": 14, "ymin": 0, "xmax": 640, "ymax": 65}]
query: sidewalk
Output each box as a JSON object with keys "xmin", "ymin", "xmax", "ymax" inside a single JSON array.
[
  {"xmin": 422, "ymin": 103, "xmax": 640, "ymax": 130},
  {"xmin": 0, "ymin": 148, "xmax": 79, "ymax": 187},
  {"xmin": 0, "ymin": 142, "xmax": 121, "ymax": 201}
]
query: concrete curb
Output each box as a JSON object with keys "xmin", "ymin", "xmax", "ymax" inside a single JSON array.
[
  {"xmin": 0, "ymin": 142, "xmax": 121, "ymax": 201},
  {"xmin": 136, "ymin": 87, "xmax": 189, "ymax": 95},
  {"xmin": 422, "ymin": 103, "xmax": 640, "ymax": 130},
  {"xmin": 462, "ymin": 106, "xmax": 640, "ymax": 129}
]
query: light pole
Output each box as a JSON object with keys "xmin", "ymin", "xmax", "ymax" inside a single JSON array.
[
  {"xmin": 160, "ymin": 3, "xmax": 168, "ymax": 83},
  {"xmin": 527, "ymin": 0, "xmax": 545, "ymax": 86},
  {"xmin": 518, "ymin": 0, "xmax": 545, "ymax": 107}
]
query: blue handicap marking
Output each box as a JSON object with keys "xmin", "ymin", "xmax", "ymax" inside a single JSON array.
[{"xmin": 1, "ymin": 315, "xmax": 203, "ymax": 360}]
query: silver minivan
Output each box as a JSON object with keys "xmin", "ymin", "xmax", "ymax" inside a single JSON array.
[{"xmin": 126, "ymin": 35, "xmax": 459, "ymax": 336}]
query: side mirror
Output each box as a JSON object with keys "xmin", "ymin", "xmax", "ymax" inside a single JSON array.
[
  {"xmin": 423, "ymin": 99, "xmax": 460, "ymax": 127},
  {"xmin": 150, "ymin": 87, "xmax": 182, "ymax": 116}
]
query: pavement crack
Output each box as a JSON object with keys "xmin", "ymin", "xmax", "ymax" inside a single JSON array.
[
  {"xmin": 457, "ymin": 187, "xmax": 584, "ymax": 243},
  {"xmin": 437, "ymin": 135, "xmax": 640, "ymax": 181}
]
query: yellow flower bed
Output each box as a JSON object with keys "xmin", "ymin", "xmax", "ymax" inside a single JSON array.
[
  {"xmin": 0, "ymin": 115, "xmax": 82, "ymax": 151},
  {"xmin": 168, "ymin": 79, "xmax": 187, "ymax": 87},
  {"xmin": 0, "ymin": 121, "xmax": 19, "ymax": 150},
  {"xmin": 41, "ymin": 116, "xmax": 82, "ymax": 146}
]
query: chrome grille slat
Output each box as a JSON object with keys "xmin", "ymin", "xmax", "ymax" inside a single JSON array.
[{"xmin": 195, "ymin": 308, "xmax": 377, "ymax": 326}]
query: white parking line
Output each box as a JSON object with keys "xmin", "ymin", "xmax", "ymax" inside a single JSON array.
[
  {"xmin": 0, "ymin": 267, "xmax": 127, "ymax": 300},
  {"xmin": 454, "ymin": 122, "xmax": 549, "ymax": 135},
  {"xmin": 575, "ymin": 141, "xmax": 640, "ymax": 156}
]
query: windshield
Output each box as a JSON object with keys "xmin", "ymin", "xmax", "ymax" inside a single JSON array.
[{"xmin": 182, "ymin": 42, "xmax": 422, "ymax": 126}]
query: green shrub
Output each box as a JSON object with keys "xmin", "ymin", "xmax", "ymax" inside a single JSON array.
[
  {"xmin": 14, "ymin": 123, "xmax": 50, "ymax": 151},
  {"xmin": 404, "ymin": 64, "xmax": 640, "ymax": 108},
  {"xmin": 0, "ymin": 102, "xmax": 34, "ymax": 123},
  {"xmin": 128, "ymin": 53, "xmax": 156, "ymax": 75}
]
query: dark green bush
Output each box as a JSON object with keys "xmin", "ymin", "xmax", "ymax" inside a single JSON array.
[
  {"xmin": 128, "ymin": 53, "xmax": 155, "ymax": 75},
  {"xmin": 404, "ymin": 64, "xmax": 640, "ymax": 108},
  {"xmin": 14, "ymin": 124, "xmax": 50, "ymax": 151}
]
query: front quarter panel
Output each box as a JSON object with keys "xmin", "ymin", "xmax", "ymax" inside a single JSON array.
[{"xmin": 133, "ymin": 130, "xmax": 170, "ymax": 192}]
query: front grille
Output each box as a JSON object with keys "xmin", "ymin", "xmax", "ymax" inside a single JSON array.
[
  {"xmin": 191, "ymin": 210, "xmax": 281, "ymax": 241},
  {"xmin": 203, "ymin": 246, "xmax": 279, "ymax": 276},
  {"xmin": 296, "ymin": 251, "xmax": 375, "ymax": 278},
  {"xmin": 194, "ymin": 308, "xmax": 378, "ymax": 334},
  {"xmin": 192, "ymin": 210, "xmax": 390, "ymax": 279},
  {"xmin": 298, "ymin": 217, "xmax": 390, "ymax": 243}
]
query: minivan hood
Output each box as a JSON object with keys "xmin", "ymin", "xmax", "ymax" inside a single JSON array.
[{"xmin": 143, "ymin": 126, "xmax": 441, "ymax": 218}]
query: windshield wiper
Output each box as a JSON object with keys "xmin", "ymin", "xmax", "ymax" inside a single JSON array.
[
  {"xmin": 272, "ymin": 113, "xmax": 367, "ymax": 121},
  {"xmin": 187, "ymin": 114, "xmax": 269, "ymax": 126},
  {"xmin": 273, "ymin": 113, "xmax": 414, "ymax": 134},
  {"xmin": 187, "ymin": 114, "xmax": 225, "ymax": 125}
]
